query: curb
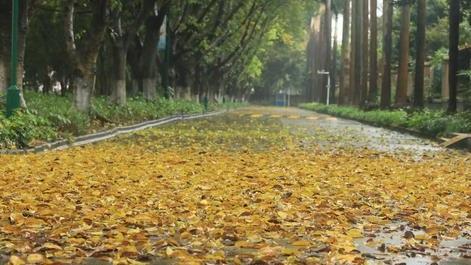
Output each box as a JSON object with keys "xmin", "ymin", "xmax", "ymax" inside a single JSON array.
[{"xmin": 0, "ymin": 111, "xmax": 224, "ymax": 155}]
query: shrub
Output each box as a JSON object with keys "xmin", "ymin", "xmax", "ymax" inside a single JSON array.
[
  {"xmin": 0, "ymin": 111, "xmax": 57, "ymax": 149},
  {"xmin": 0, "ymin": 91, "xmax": 244, "ymax": 149}
]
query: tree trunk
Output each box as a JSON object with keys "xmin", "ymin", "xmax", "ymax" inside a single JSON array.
[
  {"xmin": 351, "ymin": 0, "xmax": 362, "ymax": 105},
  {"xmin": 139, "ymin": 43, "xmax": 158, "ymax": 101},
  {"xmin": 95, "ymin": 45, "xmax": 112, "ymax": 96},
  {"xmin": 63, "ymin": 0, "xmax": 108, "ymax": 112},
  {"xmin": 368, "ymin": 0, "xmax": 378, "ymax": 103},
  {"xmin": 311, "ymin": 8, "xmax": 324, "ymax": 102},
  {"xmin": 349, "ymin": 0, "xmax": 356, "ymax": 105},
  {"xmin": 143, "ymin": 77, "xmax": 157, "ymax": 100},
  {"xmin": 448, "ymin": 0, "xmax": 460, "ymax": 114},
  {"xmin": 14, "ymin": 1, "xmax": 30, "ymax": 107},
  {"xmin": 360, "ymin": 0, "xmax": 369, "ymax": 106},
  {"xmin": 396, "ymin": 2, "xmax": 411, "ymax": 106},
  {"xmin": 331, "ymin": 14, "xmax": 338, "ymax": 104},
  {"xmin": 107, "ymin": 1, "xmax": 156, "ymax": 104},
  {"xmin": 73, "ymin": 72, "xmax": 94, "ymax": 112},
  {"xmin": 380, "ymin": 0, "xmax": 393, "ymax": 109},
  {"xmin": 0, "ymin": 1, "xmax": 10, "ymax": 94},
  {"xmin": 137, "ymin": 8, "xmax": 169, "ymax": 101},
  {"xmin": 339, "ymin": 0, "xmax": 350, "ymax": 105},
  {"xmin": 310, "ymin": 4, "xmax": 326, "ymax": 103},
  {"xmin": 131, "ymin": 79, "xmax": 140, "ymax": 96},
  {"xmin": 110, "ymin": 44, "xmax": 127, "ymax": 105},
  {"xmin": 413, "ymin": 0, "xmax": 426, "ymax": 108},
  {"xmin": 128, "ymin": 39, "xmax": 142, "ymax": 97},
  {"xmin": 195, "ymin": 66, "xmax": 201, "ymax": 102},
  {"xmin": 42, "ymin": 72, "xmax": 52, "ymax": 93},
  {"xmin": 321, "ymin": 0, "xmax": 332, "ymax": 104},
  {"xmin": 0, "ymin": 49, "xmax": 7, "ymax": 95}
]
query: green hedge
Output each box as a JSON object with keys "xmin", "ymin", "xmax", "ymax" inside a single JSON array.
[
  {"xmin": 300, "ymin": 103, "xmax": 471, "ymax": 137},
  {"xmin": 0, "ymin": 92, "xmax": 245, "ymax": 149}
]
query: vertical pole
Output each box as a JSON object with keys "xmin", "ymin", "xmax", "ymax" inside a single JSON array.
[{"xmin": 6, "ymin": 0, "xmax": 21, "ymax": 117}]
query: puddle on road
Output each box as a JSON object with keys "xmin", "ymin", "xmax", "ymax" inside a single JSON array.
[{"xmin": 354, "ymin": 222, "xmax": 471, "ymax": 265}]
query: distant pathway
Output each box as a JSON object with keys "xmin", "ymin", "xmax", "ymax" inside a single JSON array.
[{"xmin": 233, "ymin": 106, "xmax": 443, "ymax": 154}]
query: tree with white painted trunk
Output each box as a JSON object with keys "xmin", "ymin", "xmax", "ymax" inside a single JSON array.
[
  {"xmin": 133, "ymin": 3, "xmax": 169, "ymax": 101},
  {"xmin": 108, "ymin": 0, "xmax": 159, "ymax": 105},
  {"xmin": 63, "ymin": 0, "xmax": 109, "ymax": 112}
]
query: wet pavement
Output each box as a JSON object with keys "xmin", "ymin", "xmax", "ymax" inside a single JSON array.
[
  {"xmin": 354, "ymin": 222, "xmax": 471, "ymax": 265},
  {"xmin": 228, "ymin": 107, "xmax": 470, "ymax": 265},
  {"xmin": 232, "ymin": 106, "xmax": 444, "ymax": 154}
]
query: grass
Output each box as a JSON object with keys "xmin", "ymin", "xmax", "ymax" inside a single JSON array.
[
  {"xmin": 300, "ymin": 102, "xmax": 471, "ymax": 137},
  {"xmin": 0, "ymin": 91, "xmax": 245, "ymax": 149}
]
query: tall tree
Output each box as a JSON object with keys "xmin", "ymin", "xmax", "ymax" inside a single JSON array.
[
  {"xmin": 368, "ymin": 0, "xmax": 378, "ymax": 103},
  {"xmin": 448, "ymin": 0, "xmax": 460, "ymax": 113},
  {"xmin": 350, "ymin": 0, "xmax": 362, "ymax": 105},
  {"xmin": 380, "ymin": 0, "xmax": 393, "ymax": 108},
  {"xmin": 63, "ymin": 0, "xmax": 109, "ymax": 111},
  {"xmin": 322, "ymin": 0, "xmax": 332, "ymax": 104},
  {"xmin": 331, "ymin": 13, "xmax": 338, "ymax": 104},
  {"xmin": 396, "ymin": 0, "xmax": 411, "ymax": 106},
  {"xmin": 360, "ymin": 0, "xmax": 369, "ymax": 106},
  {"xmin": 135, "ymin": 2, "xmax": 169, "ymax": 100},
  {"xmin": 108, "ymin": 0, "xmax": 156, "ymax": 105},
  {"xmin": 307, "ymin": 3, "xmax": 326, "ymax": 102},
  {"xmin": 413, "ymin": 0, "xmax": 426, "ymax": 108},
  {"xmin": 339, "ymin": 0, "xmax": 350, "ymax": 105}
]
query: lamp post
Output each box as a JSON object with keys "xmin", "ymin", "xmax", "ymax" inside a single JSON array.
[
  {"xmin": 6, "ymin": 0, "xmax": 20, "ymax": 117},
  {"xmin": 317, "ymin": 70, "xmax": 331, "ymax": 105}
]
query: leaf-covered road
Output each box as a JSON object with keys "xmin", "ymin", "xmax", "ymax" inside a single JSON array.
[{"xmin": 0, "ymin": 107, "xmax": 470, "ymax": 265}]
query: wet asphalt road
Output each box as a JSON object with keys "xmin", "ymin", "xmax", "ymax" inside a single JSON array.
[{"xmin": 232, "ymin": 106, "xmax": 444, "ymax": 155}]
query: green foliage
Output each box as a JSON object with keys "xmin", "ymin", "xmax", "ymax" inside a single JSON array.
[
  {"xmin": 26, "ymin": 92, "xmax": 90, "ymax": 135},
  {"xmin": 0, "ymin": 111, "xmax": 57, "ymax": 149},
  {"xmin": 0, "ymin": 92, "xmax": 239, "ymax": 149},
  {"xmin": 431, "ymin": 47, "xmax": 448, "ymax": 66},
  {"xmin": 300, "ymin": 103, "xmax": 471, "ymax": 137},
  {"xmin": 245, "ymin": 56, "xmax": 263, "ymax": 79}
]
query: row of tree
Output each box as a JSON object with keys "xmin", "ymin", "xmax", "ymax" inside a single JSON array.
[
  {"xmin": 307, "ymin": 0, "xmax": 470, "ymax": 113},
  {"xmin": 0, "ymin": 0, "xmax": 314, "ymax": 112}
]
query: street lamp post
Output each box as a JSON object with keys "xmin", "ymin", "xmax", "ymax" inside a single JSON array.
[
  {"xmin": 317, "ymin": 70, "xmax": 331, "ymax": 105},
  {"xmin": 6, "ymin": 0, "xmax": 20, "ymax": 117}
]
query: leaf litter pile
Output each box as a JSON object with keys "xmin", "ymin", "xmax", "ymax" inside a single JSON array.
[{"xmin": 0, "ymin": 112, "xmax": 470, "ymax": 265}]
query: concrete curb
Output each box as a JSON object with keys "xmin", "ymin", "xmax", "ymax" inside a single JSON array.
[{"xmin": 0, "ymin": 111, "xmax": 224, "ymax": 155}]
